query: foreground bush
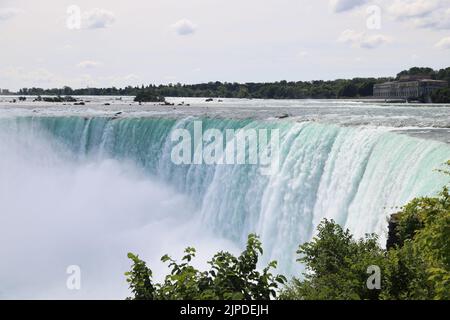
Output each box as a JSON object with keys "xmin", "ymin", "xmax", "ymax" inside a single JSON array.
[
  {"xmin": 381, "ymin": 186, "xmax": 449, "ymax": 299},
  {"xmin": 280, "ymin": 220, "xmax": 386, "ymax": 300},
  {"xmin": 125, "ymin": 234, "xmax": 286, "ymax": 300},
  {"xmin": 280, "ymin": 187, "xmax": 449, "ymax": 300},
  {"xmin": 282, "ymin": 162, "xmax": 449, "ymax": 300}
]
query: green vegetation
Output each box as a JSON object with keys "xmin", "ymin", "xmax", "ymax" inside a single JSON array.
[
  {"xmin": 16, "ymin": 79, "xmax": 385, "ymax": 99},
  {"xmin": 281, "ymin": 184, "xmax": 449, "ymax": 300},
  {"xmin": 431, "ymin": 88, "xmax": 450, "ymax": 103},
  {"xmin": 134, "ymin": 78, "xmax": 382, "ymax": 99},
  {"xmin": 382, "ymin": 185, "xmax": 449, "ymax": 300},
  {"xmin": 13, "ymin": 67, "xmax": 450, "ymax": 101},
  {"xmin": 280, "ymin": 220, "xmax": 386, "ymax": 300},
  {"xmin": 284, "ymin": 162, "xmax": 449, "ymax": 300},
  {"xmin": 17, "ymin": 86, "xmax": 141, "ymax": 97},
  {"xmin": 397, "ymin": 67, "xmax": 450, "ymax": 84},
  {"xmin": 134, "ymin": 90, "xmax": 166, "ymax": 103},
  {"xmin": 126, "ymin": 162, "xmax": 449, "ymax": 300},
  {"xmin": 33, "ymin": 95, "xmax": 77, "ymax": 103},
  {"xmin": 125, "ymin": 234, "xmax": 286, "ymax": 300}
]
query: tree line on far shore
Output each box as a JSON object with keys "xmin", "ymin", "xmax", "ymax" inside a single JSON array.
[{"xmin": 9, "ymin": 67, "xmax": 450, "ymax": 103}]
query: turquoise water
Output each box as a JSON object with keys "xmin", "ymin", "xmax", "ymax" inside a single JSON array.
[{"xmin": 2, "ymin": 115, "xmax": 449, "ymax": 275}]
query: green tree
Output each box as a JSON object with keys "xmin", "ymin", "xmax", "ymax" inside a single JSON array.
[
  {"xmin": 125, "ymin": 253, "xmax": 155, "ymax": 300},
  {"xmin": 431, "ymin": 88, "xmax": 450, "ymax": 103},
  {"xmin": 382, "ymin": 185, "xmax": 450, "ymax": 299},
  {"xmin": 280, "ymin": 219, "xmax": 386, "ymax": 300},
  {"xmin": 338, "ymin": 83, "xmax": 358, "ymax": 98},
  {"xmin": 282, "ymin": 161, "xmax": 450, "ymax": 301},
  {"xmin": 358, "ymin": 80, "xmax": 376, "ymax": 96},
  {"xmin": 125, "ymin": 234, "xmax": 286, "ymax": 300},
  {"xmin": 397, "ymin": 67, "xmax": 436, "ymax": 79}
]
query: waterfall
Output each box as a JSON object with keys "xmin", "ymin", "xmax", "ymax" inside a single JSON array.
[{"xmin": 1, "ymin": 116, "xmax": 449, "ymax": 281}]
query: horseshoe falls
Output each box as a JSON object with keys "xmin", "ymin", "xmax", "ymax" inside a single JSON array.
[{"xmin": 0, "ymin": 98, "xmax": 450, "ymax": 299}]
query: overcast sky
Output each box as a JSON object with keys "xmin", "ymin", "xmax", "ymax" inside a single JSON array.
[{"xmin": 0, "ymin": 0, "xmax": 449, "ymax": 90}]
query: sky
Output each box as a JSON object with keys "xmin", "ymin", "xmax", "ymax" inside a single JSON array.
[{"xmin": 0, "ymin": 0, "xmax": 449, "ymax": 90}]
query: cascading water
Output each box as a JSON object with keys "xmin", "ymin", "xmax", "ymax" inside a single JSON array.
[{"xmin": 0, "ymin": 111, "xmax": 449, "ymax": 298}]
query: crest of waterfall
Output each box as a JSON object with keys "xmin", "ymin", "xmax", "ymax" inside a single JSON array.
[{"xmin": 1, "ymin": 116, "xmax": 449, "ymax": 276}]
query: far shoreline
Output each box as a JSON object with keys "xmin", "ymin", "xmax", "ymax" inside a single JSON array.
[{"xmin": 2, "ymin": 95, "xmax": 450, "ymax": 106}]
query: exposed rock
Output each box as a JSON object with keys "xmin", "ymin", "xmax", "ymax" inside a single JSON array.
[
  {"xmin": 33, "ymin": 96, "xmax": 78, "ymax": 103},
  {"xmin": 112, "ymin": 111, "xmax": 123, "ymax": 120},
  {"xmin": 386, "ymin": 213, "xmax": 401, "ymax": 250},
  {"xmin": 277, "ymin": 113, "xmax": 290, "ymax": 119},
  {"xmin": 134, "ymin": 91, "xmax": 165, "ymax": 103}
]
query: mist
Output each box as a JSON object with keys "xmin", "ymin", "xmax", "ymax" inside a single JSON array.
[{"xmin": 0, "ymin": 123, "xmax": 237, "ymax": 299}]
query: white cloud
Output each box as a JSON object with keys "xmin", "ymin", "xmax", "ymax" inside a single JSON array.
[
  {"xmin": 0, "ymin": 7, "xmax": 20, "ymax": 21},
  {"xmin": 171, "ymin": 19, "xmax": 196, "ymax": 36},
  {"xmin": 414, "ymin": 8, "xmax": 450, "ymax": 30},
  {"xmin": 435, "ymin": 36, "xmax": 450, "ymax": 49},
  {"xmin": 387, "ymin": 0, "xmax": 450, "ymax": 30},
  {"xmin": 297, "ymin": 51, "xmax": 308, "ymax": 58},
  {"xmin": 360, "ymin": 34, "xmax": 392, "ymax": 49},
  {"xmin": 329, "ymin": 0, "xmax": 368, "ymax": 13},
  {"xmin": 77, "ymin": 60, "xmax": 102, "ymax": 69},
  {"xmin": 82, "ymin": 8, "xmax": 115, "ymax": 29},
  {"xmin": 338, "ymin": 29, "xmax": 364, "ymax": 44},
  {"xmin": 388, "ymin": 0, "xmax": 439, "ymax": 19},
  {"xmin": 338, "ymin": 29, "xmax": 392, "ymax": 49}
]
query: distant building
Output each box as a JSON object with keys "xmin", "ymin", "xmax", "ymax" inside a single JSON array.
[
  {"xmin": 373, "ymin": 75, "xmax": 447, "ymax": 102},
  {"xmin": 0, "ymin": 88, "xmax": 12, "ymax": 95}
]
